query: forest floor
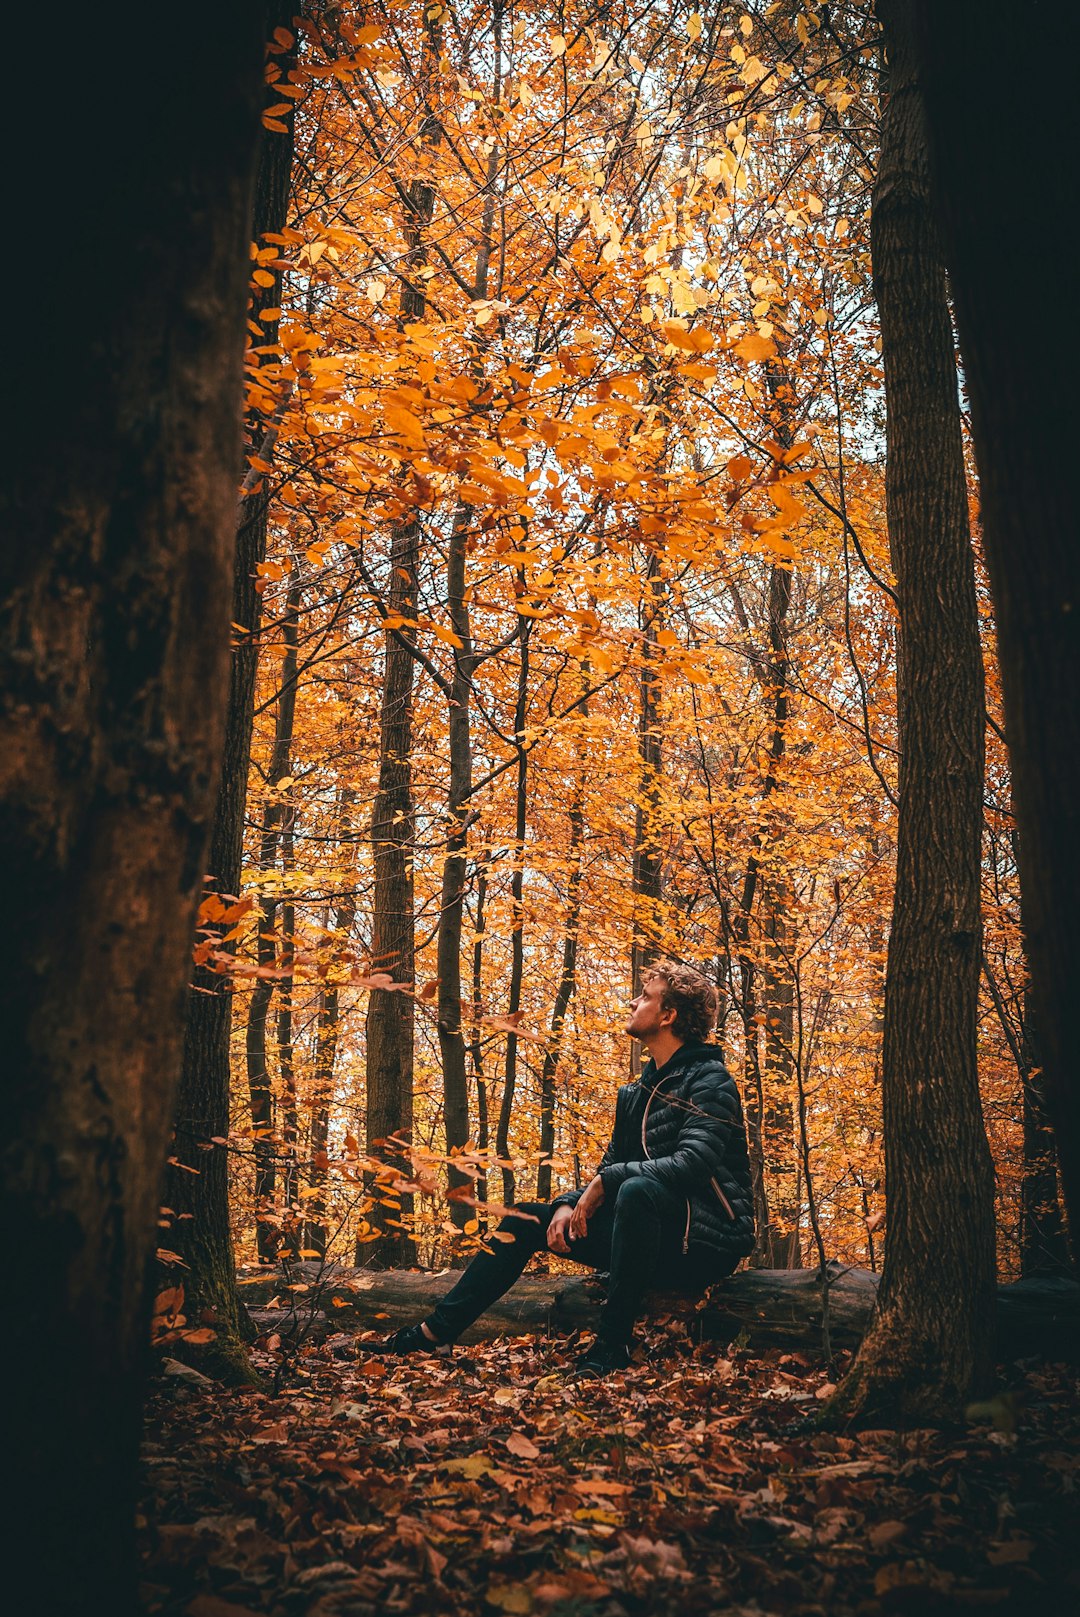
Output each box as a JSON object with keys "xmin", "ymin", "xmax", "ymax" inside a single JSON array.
[{"xmin": 139, "ymin": 1320, "xmax": 1078, "ymax": 1617}]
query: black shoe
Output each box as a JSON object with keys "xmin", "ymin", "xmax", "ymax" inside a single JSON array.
[
  {"xmin": 367, "ymin": 1322, "xmax": 453, "ymax": 1358},
  {"xmin": 573, "ymin": 1338, "xmax": 632, "ymax": 1379}
]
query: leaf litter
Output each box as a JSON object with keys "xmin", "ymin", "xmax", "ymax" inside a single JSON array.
[{"xmin": 139, "ymin": 1323, "xmax": 1078, "ymax": 1615}]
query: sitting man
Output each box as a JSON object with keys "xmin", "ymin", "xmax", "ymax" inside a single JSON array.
[{"xmin": 372, "ymin": 959, "xmax": 755, "ymax": 1377}]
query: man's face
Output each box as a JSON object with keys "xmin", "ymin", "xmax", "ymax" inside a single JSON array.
[{"xmin": 626, "ymin": 974, "xmax": 673, "ymax": 1041}]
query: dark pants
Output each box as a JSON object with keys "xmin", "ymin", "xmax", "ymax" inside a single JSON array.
[{"xmin": 426, "ymin": 1176, "xmax": 734, "ymax": 1347}]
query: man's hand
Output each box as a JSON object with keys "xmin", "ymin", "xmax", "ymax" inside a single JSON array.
[
  {"xmin": 568, "ymin": 1175, "xmax": 605, "ymax": 1242},
  {"xmin": 547, "ymin": 1205, "xmax": 573, "ymax": 1255}
]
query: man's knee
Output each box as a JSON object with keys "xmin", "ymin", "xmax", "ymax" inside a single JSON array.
[{"xmin": 614, "ymin": 1176, "xmax": 669, "ymax": 1216}]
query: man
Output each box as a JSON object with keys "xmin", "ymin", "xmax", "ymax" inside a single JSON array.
[{"xmin": 371, "ymin": 960, "xmax": 755, "ymax": 1377}]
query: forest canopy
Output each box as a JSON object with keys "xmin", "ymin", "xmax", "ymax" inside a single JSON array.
[{"xmin": 192, "ymin": 0, "xmax": 1047, "ymax": 1283}]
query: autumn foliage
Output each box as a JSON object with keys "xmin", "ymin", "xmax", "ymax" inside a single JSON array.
[{"xmin": 171, "ymin": 0, "xmax": 1053, "ymax": 1288}]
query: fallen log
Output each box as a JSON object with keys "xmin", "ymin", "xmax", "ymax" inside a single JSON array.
[{"xmin": 237, "ymin": 1261, "xmax": 1078, "ymax": 1359}]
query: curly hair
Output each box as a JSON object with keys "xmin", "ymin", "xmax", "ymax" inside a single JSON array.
[{"xmin": 647, "ymin": 959, "xmax": 719, "ymax": 1044}]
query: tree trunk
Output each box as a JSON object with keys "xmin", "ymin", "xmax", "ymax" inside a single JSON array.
[
  {"xmin": 168, "ymin": 0, "xmax": 295, "ymax": 1380},
  {"xmin": 496, "ymin": 612, "xmax": 533, "ymax": 1206},
  {"xmin": 246, "ymin": 571, "xmax": 301, "ymax": 1261},
  {"xmin": 363, "ymin": 81, "xmax": 442, "ymax": 1264},
  {"xmin": 763, "ymin": 893, "xmax": 801, "ymax": 1266},
  {"xmin": 760, "ymin": 541, "xmax": 799, "ymax": 1264},
  {"xmin": 277, "ymin": 827, "xmax": 300, "ymax": 1263},
  {"xmin": 537, "ymin": 788, "xmax": 586, "ymax": 1201},
  {"xmin": 913, "ymin": 0, "xmax": 1079, "ymax": 1260},
  {"xmin": 436, "ymin": 501, "xmax": 479, "ymax": 1235},
  {"xmin": 1018, "ymin": 986, "xmax": 1071, "ymax": 1278},
  {"xmin": 826, "ymin": 0, "xmax": 996, "ymax": 1426},
  {"xmin": 469, "ymin": 857, "xmax": 491, "ymax": 1218},
  {"xmin": 631, "ymin": 553, "xmax": 665, "ymax": 1006},
  {"xmin": 0, "ymin": 11, "xmax": 263, "ymax": 1607}
]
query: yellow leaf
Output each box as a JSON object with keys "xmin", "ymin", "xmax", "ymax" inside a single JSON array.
[
  {"xmin": 486, "ymin": 1584, "xmax": 532, "ymax": 1615},
  {"xmin": 549, "ymin": 33, "xmax": 566, "ymax": 56},
  {"xmin": 430, "ymin": 624, "xmax": 464, "ymax": 648},
  {"xmin": 734, "ymin": 332, "xmax": 776, "ymax": 362},
  {"xmin": 687, "ymin": 11, "xmax": 703, "ymax": 41},
  {"xmin": 443, "ymin": 1453, "xmax": 496, "ymax": 1479}
]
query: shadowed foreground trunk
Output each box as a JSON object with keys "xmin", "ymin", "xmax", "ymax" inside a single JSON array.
[
  {"xmin": 825, "ymin": 0, "xmax": 996, "ymax": 1428},
  {"xmin": 914, "ymin": 0, "xmax": 1079, "ymax": 1261},
  {"xmin": 0, "ymin": 10, "xmax": 263, "ymax": 1609},
  {"xmin": 169, "ymin": 27, "xmax": 297, "ymax": 1372}
]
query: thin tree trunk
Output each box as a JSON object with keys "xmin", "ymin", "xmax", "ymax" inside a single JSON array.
[
  {"xmin": 276, "ymin": 823, "xmax": 299, "ymax": 1264},
  {"xmin": 167, "ymin": 9, "xmax": 296, "ymax": 1372},
  {"xmin": 914, "ymin": 0, "xmax": 1079, "ymax": 1258},
  {"xmin": 363, "ymin": 27, "xmax": 443, "ymax": 1265},
  {"xmin": 0, "ymin": 11, "xmax": 263, "ymax": 1606},
  {"xmin": 537, "ymin": 784, "xmax": 586, "ymax": 1201},
  {"xmin": 469, "ymin": 857, "xmax": 490, "ymax": 1218},
  {"xmin": 763, "ymin": 894, "xmax": 800, "ymax": 1266},
  {"xmin": 308, "ymin": 888, "xmax": 355, "ymax": 1259},
  {"xmin": 631, "ymin": 553, "xmax": 665, "ymax": 1005},
  {"xmin": 496, "ymin": 615, "xmax": 533, "ymax": 1206},
  {"xmin": 436, "ymin": 502, "xmax": 478, "ymax": 1235},
  {"xmin": 826, "ymin": 0, "xmax": 996, "ymax": 1425},
  {"xmin": 246, "ymin": 571, "xmax": 301, "ymax": 1261}
]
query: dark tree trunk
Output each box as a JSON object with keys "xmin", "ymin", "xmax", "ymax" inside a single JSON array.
[
  {"xmin": 308, "ymin": 887, "xmax": 355, "ymax": 1259},
  {"xmin": 363, "ymin": 120, "xmax": 440, "ymax": 1267},
  {"xmin": 496, "ymin": 615, "xmax": 533, "ymax": 1206},
  {"xmin": 246, "ymin": 572, "xmax": 301, "ymax": 1261},
  {"xmin": 1018, "ymin": 985, "xmax": 1070, "ymax": 1277},
  {"xmin": 436, "ymin": 502, "xmax": 478, "ymax": 1236},
  {"xmin": 363, "ymin": 508, "xmax": 419, "ymax": 1264},
  {"xmin": 760, "ymin": 545, "xmax": 799, "ymax": 1265},
  {"xmin": 537, "ymin": 789, "xmax": 585, "ymax": 1201},
  {"xmin": 913, "ymin": 0, "xmax": 1079, "ymax": 1260},
  {"xmin": 469, "ymin": 857, "xmax": 491, "ymax": 1218},
  {"xmin": 277, "ymin": 832, "xmax": 300, "ymax": 1263},
  {"xmin": 631, "ymin": 554, "xmax": 665, "ymax": 1007},
  {"xmin": 168, "ymin": 2, "xmax": 296, "ymax": 1379},
  {"xmin": 0, "ymin": 11, "xmax": 263, "ymax": 1608},
  {"xmin": 826, "ymin": 0, "xmax": 996, "ymax": 1426}
]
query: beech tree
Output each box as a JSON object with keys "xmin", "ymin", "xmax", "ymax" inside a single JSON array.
[
  {"xmin": 170, "ymin": 12, "xmax": 298, "ymax": 1361},
  {"xmin": 914, "ymin": 0, "xmax": 1078, "ymax": 1263},
  {"xmin": 0, "ymin": 9, "xmax": 265, "ymax": 1609},
  {"xmin": 825, "ymin": 0, "xmax": 996, "ymax": 1425}
]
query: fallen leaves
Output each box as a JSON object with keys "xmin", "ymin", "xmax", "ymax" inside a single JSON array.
[{"xmin": 139, "ymin": 1335, "xmax": 1078, "ymax": 1616}]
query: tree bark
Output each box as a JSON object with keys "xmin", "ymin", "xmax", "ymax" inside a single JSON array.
[
  {"xmin": 0, "ymin": 10, "xmax": 264, "ymax": 1607},
  {"xmin": 537, "ymin": 787, "xmax": 586, "ymax": 1201},
  {"xmin": 913, "ymin": 0, "xmax": 1079, "ymax": 1259},
  {"xmin": 496, "ymin": 612, "xmax": 533, "ymax": 1206},
  {"xmin": 363, "ymin": 63, "xmax": 443, "ymax": 1264},
  {"xmin": 240, "ymin": 1262, "xmax": 1080, "ymax": 1362},
  {"xmin": 826, "ymin": 0, "xmax": 996, "ymax": 1427},
  {"xmin": 1017, "ymin": 984, "xmax": 1070, "ymax": 1278},
  {"xmin": 436, "ymin": 501, "xmax": 479, "ymax": 1235},
  {"xmin": 168, "ymin": 5, "xmax": 296, "ymax": 1377},
  {"xmin": 469, "ymin": 856, "xmax": 491, "ymax": 1218},
  {"xmin": 631, "ymin": 553, "xmax": 665, "ymax": 1007},
  {"xmin": 308, "ymin": 884, "xmax": 355, "ymax": 1260},
  {"xmin": 246, "ymin": 570, "xmax": 301, "ymax": 1261}
]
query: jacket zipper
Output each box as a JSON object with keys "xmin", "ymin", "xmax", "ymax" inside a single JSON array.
[
  {"xmin": 710, "ymin": 1175, "xmax": 735, "ymax": 1220},
  {"xmin": 641, "ymin": 1082, "xmax": 692, "ymax": 1254}
]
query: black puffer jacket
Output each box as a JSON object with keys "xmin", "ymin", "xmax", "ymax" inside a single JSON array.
[{"xmin": 554, "ymin": 1042, "xmax": 755, "ymax": 1268}]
